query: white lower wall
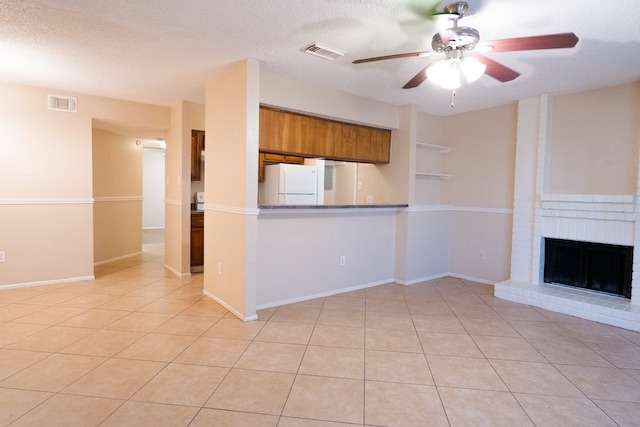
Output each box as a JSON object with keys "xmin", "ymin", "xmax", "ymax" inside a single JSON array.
[
  {"xmin": 448, "ymin": 208, "xmax": 513, "ymax": 283},
  {"xmin": 395, "ymin": 207, "xmax": 449, "ymax": 284},
  {"xmin": 256, "ymin": 208, "xmax": 397, "ymax": 308},
  {"xmin": 256, "ymin": 205, "xmax": 512, "ymax": 309},
  {"xmin": 0, "ymin": 202, "xmax": 94, "ymax": 288}
]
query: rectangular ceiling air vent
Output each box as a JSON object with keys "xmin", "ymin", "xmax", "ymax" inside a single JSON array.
[
  {"xmin": 47, "ymin": 94, "xmax": 77, "ymax": 113},
  {"xmin": 304, "ymin": 43, "xmax": 346, "ymax": 61}
]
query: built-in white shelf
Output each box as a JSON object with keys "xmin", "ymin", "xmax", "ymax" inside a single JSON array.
[
  {"xmin": 415, "ymin": 172, "xmax": 452, "ymax": 179},
  {"xmin": 416, "ymin": 142, "xmax": 453, "ymax": 153},
  {"xmin": 415, "ymin": 142, "xmax": 452, "ymax": 180}
]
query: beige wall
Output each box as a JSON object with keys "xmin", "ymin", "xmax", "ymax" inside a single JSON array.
[
  {"xmin": 260, "ymin": 72, "xmax": 399, "ymax": 129},
  {"xmin": 442, "ymin": 104, "xmax": 518, "ymax": 208},
  {"xmin": 92, "ymin": 128, "xmax": 143, "ymax": 264},
  {"xmin": 441, "ymin": 104, "xmax": 518, "ymax": 283},
  {"xmin": 548, "ymin": 82, "xmax": 640, "ymax": 194},
  {"xmin": 0, "ymin": 82, "xmax": 169, "ymax": 288}
]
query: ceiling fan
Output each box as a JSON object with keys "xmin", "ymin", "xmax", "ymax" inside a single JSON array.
[{"xmin": 352, "ymin": 1, "xmax": 579, "ymax": 90}]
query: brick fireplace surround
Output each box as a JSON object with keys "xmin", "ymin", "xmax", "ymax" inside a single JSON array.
[{"xmin": 494, "ymin": 95, "xmax": 640, "ymax": 332}]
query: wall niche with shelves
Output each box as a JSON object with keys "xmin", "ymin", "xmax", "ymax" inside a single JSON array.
[
  {"xmin": 415, "ymin": 142, "xmax": 452, "ymax": 178},
  {"xmin": 414, "ymin": 141, "xmax": 452, "ymax": 205}
]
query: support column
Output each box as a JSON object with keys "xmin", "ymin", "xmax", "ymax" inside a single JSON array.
[
  {"xmin": 202, "ymin": 60, "xmax": 260, "ymax": 320},
  {"xmin": 509, "ymin": 95, "xmax": 551, "ymax": 283}
]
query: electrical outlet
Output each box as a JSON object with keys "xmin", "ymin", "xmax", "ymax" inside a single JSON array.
[
  {"xmin": 217, "ymin": 262, "xmax": 223, "ymax": 275},
  {"xmin": 0, "ymin": 251, "xmax": 5, "ymax": 263},
  {"xmin": 366, "ymin": 195, "xmax": 373, "ymax": 204},
  {"xmin": 357, "ymin": 180, "xmax": 363, "ymax": 190},
  {"xmin": 479, "ymin": 250, "xmax": 486, "ymax": 260},
  {"xmin": 339, "ymin": 255, "xmax": 346, "ymax": 266}
]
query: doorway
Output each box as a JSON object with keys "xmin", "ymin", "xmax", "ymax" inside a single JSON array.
[
  {"xmin": 92, "ymin": 120, "xmax": 167, "ymax": 266},
  {"xmin": 143, "ymin": 141, "xmax": 166, "ymax": 255}
]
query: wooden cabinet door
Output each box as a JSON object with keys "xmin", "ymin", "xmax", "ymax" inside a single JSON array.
[
  {"xmin": 191, "ymin": 130, "xmax": 205, "ymax": 181},
  {"xmin": 299, "ymin": 114, "xmax": 330, "ymax": 157},
  {"xmin": 352, "ymin": 126, "xmax": 391, "ymax": 163},
  {"xmin": 259, "ymin": 108, "xmax": 290, "ymax": 153},
  {"xmin": 331, "ymin": 121, "xmax": 358, "ymax": 160},
  {"xmin": 369, "ymin": 128, "xmax": 392, "ymax": 162},
  {"xmin": 190, "ymin": 214, "xmax": 204, "ymax": 266}
]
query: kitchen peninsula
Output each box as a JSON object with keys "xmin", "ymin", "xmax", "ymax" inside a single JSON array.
[{"xmin": 255, "ymin": 201, "xmax": 408, "ymax": 310}]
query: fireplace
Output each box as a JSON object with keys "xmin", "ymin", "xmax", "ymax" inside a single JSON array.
[
  {"xmin": 543, "ymin": 238, "xmax": 633, "ymax": 299},
  {"xmin": 496, "ymin": 190, "xmax": 639, "ymax": 330},
  {"xmin": 494, "ymin": 95, "xmax": 640, "ymax": 331}
]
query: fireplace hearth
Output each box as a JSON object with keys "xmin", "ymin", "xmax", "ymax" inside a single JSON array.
[{"xmin": 544, "ymin": 238, "xmax": 633, "ymax": 298}]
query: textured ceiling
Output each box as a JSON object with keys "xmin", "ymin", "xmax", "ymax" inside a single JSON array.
[{"xmin": 1, "ymin": 0, "xmax": 639, "ymax": 116}]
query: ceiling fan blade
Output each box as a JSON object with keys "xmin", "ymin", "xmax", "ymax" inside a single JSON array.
[
  {"xmin": 476, "ymin": 55, "xmax": 520, "ymax": 82},
  {"xmin": 402, "ymin": 65, "xmax": 429, "ymax": 89},
  {"xmin": 480, "ymin": 32, "xmax": 579, "ymax": 53},
  {"xmin": 352, "ymin": 51, "xmax": 433, "ymax": 64},
  {"xmin": 407, "ymin": 0, "xmax": 442, "ymax": 20}
]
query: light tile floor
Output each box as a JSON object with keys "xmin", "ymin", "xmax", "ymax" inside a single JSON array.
[{"xmin": 1, "ymin": 237, "xmax": 639, "ymax": 425}]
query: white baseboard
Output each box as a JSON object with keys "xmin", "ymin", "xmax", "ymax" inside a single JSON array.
[
  {"xmin": 448, "ymin": 272, "xmax": 496, "ymax": 285},
  {"xmin": 255, "ymin": 278, "xmax": 394, "ymax": 311},
  {"xmin": 395, "ymin": 272, "xmax": 495, "ymax": 286},
  {"xmin": 0, "ymin": 275, "xmax": 95, "ymax": 290},
  {"xmin": 94, "ymin": 252, "xmax": 141, "ymax": 267},
  {"xmin": 164, "ymin": 264, "xmax": 191, "ymax": 278},
  {"xmin": 395, "ymin": 272, "xmax": 449, "ymax": 286},
  {"xmin": 202, "ymin": 289, "xmax": 257, "ymax": 321}
]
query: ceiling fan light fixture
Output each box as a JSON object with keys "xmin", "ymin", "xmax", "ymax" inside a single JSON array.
[
  {"xmin": 427, "ymin": 59, "xmax": 461, "ymax": 89},
  {"xmin": 426, "ymin": 49, "xmax": 485, "ymax": 89},
  {"xmin": 461, "ymin": 56, "xmax": 486, "ymax": 82}
]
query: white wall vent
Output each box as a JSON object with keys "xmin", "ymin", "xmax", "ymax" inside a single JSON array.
[
  {"xmin": 47, "ymin": 94, "xmax": 77, "ymax": 113},
  {"xmin": 304, "ymin": 43, "xmax": 346, "ymax": 61}
]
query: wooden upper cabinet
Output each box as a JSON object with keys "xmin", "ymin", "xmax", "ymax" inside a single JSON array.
[
  {"xmin": 191, "ymin": 130, "xmax": 205, "ymax": 181},
  {"xmin": 330, "ymin": 121, "xmax": 358, "ymax": 160},
  {"xmin": 356, "ymin": 125, "xmax": 391, "ymax": 163},
  {"xmin": 259, "ymin": 108, "xmax": 293, "ymax": 153},
  {"xmin": 259, "ymin": 107, "xmax": 390, "ymax": 163}
]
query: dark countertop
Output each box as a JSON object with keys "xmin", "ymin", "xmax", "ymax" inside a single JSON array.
[{"xmin": 259, "ymin": 204, "xmax": 408, "ymax": 209}]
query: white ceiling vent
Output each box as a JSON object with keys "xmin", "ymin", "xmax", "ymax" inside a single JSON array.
[
  {"xmin": 304, "ymin": 43, "xmax": 346, "ymax": 60},
  {"xmin": 47, "ymin": 94, "xmax": 77, "ymax": 113}
]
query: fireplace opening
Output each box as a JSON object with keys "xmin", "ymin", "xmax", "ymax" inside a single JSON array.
[{"xmin": 543, "ymin": 238, "xmax": 633, "ymax": 298}]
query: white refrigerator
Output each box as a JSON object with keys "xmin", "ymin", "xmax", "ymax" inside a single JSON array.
[{"xmin": 262, "ymin": 163, "xmax": 319, "ymax": 205}]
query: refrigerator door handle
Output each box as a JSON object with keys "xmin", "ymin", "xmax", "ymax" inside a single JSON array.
[{"xmin": 282, "ymin": 167, "xmax": 287, "ymax": 195}]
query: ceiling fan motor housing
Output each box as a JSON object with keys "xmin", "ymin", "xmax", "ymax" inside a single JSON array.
[{"xmin": 432, "ymin": 26, "xmax": 480, "ymax": 52}]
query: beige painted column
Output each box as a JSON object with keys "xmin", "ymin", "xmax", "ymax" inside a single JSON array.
[
  {"xmin": 203, "ymin": 60, "xmax": 260, "ymax": 321},
  {"xmin": 393, "ymin": 104, "xmax": 417, "ymax": 283}
]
